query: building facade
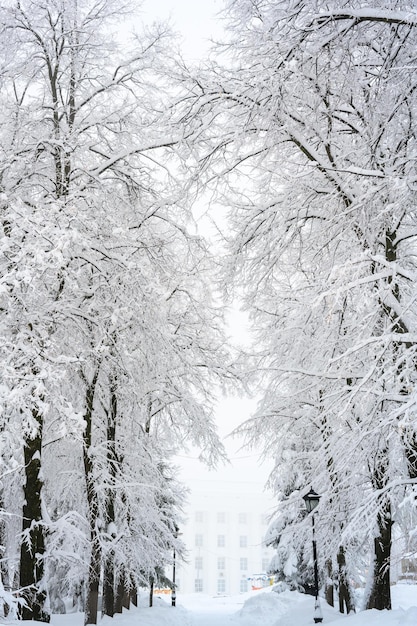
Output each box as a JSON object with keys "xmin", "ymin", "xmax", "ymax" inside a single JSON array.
[{"xmin": 175, "ymin": 478, "xmax": 275, "ymax": 596}]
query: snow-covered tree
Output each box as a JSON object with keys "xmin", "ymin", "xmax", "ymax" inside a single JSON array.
[
  {"xmin": 0, "ymin": 0, "xmax": 236, "ymax": 623},
  {"xmin": 181, "ymin": 0, "xmax": 417, "ymax": 612}
]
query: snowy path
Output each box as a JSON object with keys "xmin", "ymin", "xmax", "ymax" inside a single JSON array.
[
  {"xmin": 188, "ymin": 612, "xmax": 236, "ymax": 626},
  {"xmin": 177, "ymin": 594, "xmax": 245, "ymax": 626},
  {"xmin": 26, "ymin": 585, "xmax": 417, "ymax": 626},
  {"xmin": 163, "ymin": 587, "xmax": 417, "ymax": 626},
  {"xmin": 179, "ymin": 590, "xmax": 342, "ymax": 626}
]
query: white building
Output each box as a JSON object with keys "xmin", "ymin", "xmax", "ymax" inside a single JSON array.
[{"xmin": 175, "ymin": 445, "xmax": 275, "ymax": 596}]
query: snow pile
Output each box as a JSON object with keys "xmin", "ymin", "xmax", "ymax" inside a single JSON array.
[
  {"xmin": 403, "ymin": 607, "xmax": 417, "ymax": 625},
  {"xmin": 237, "ymin": 589, "xmax": 304, "ymax": 624},
  {"xmin": 101, "ymin": 599, "xmax": 192, "ymax": 626},
  {"xmin": 330, "ymin": 606, "xmax": 417, "ymax": 626}
]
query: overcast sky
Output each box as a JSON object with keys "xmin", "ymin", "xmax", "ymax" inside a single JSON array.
[
  {"xmin": 139, "ymin": 0, "xmax": 273, "ymax": 497},
  {"xmin": 142, "ymin": 0, "xmax": 225, "ymax": 60}
]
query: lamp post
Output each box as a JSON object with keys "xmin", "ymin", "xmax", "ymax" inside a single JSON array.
[
  {"xmin": 172, "ymin": 526, "xmax": 180, "ymax": 607},
  {"xmin": 172, "ymin": 544, "xmax": 177, "ymax": 607},
  {"xmin": 303, "ymin": 488, "xmax": 323, "ymax": 624}
]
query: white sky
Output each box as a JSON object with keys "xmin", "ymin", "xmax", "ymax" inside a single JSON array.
[
  {"xmin": 139, "ymin": 0, "xmax": 272, "ymax": 491},
  {"xmin": 142, "ymin": 0, "xmax": 225, "ymax": 60},
  {"xmin": 139, "ymin": 0, "xmax": 273, "ymax": 499}
]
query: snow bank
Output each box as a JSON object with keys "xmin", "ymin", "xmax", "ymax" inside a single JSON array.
[
  {"xmin": 237, "ymin": 589, "xmax": 304, "ymax": 624},
  {"xmin": 101, "ymin": 597, "xmax": 192, "ymax": 626},
  {"xmin": 329, "ymin": 606, "xmax": 417, "ymax": 626},
  {"xmin": 403, "ymin": 607, "xmax": 417, "ymax": 625}
]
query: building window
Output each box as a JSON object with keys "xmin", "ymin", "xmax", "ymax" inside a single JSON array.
[
  {"xmin": 217, "ymin": 556, "xmax": 225, "ymax": 570},
  {"xmin": 195, "ymin": 511, "xmax": 204, "ymax": 523},
  {"xmin": 195, "ymin": 534, "xmax": 203, "ymax": 547},
  {"xmin": 238, "ymin": 512, "xmax": 247, "ymax": 524},
  {"xmin": 240, "ymin": 557, "xmax": 248, "ymax": 571},
  {"xmin": 239, "ymin": 535, "xmax": 248, "ymax": 548},
  {"xmin": 195, "ymin": 579, "xmax": 203, "ymax": 593},
  {"xmin": 240, "ymin": 578, "xmax": 248, "ymax": 593},
  {"xmin": 217, "ymin": 578, "xmax": 226, "ymax": 594},
  {"xmin": 195, "ymin": 556, "xmax": 203, "ymax": 570},
  {"xmin": 217, "ymin": 534, "xmax": 225, "ymax": 547},
  {"xmin": 217, "ymin": 511, "xmax": 226, "ymax": 523}
]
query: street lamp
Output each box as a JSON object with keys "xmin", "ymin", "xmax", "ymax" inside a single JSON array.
[
  {"xmin": 303, "ymin": 488, "xmax": 323, "ymax": 624},
  {"xmin": 172, "ymin": 526, "xmax": 180, "ymax": 607},
  {"xmin": 172, "ymin": 544, "xmax": 177, "ymax": 607}
]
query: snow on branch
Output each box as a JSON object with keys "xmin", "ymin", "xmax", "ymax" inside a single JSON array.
[{"xmin": 313, "ymin": 9, "xmax": 417, "ymax": 27}]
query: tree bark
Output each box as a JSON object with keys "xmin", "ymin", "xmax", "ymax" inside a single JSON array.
[
  {"xmin": 114, "ymin": 567, "xmax": 130, "ymax": 613},
  {"xmin": 84, "ymin": 535, "xmax": 101, "ymax": 626},
  {"xmin": 102, "ymin": 375, "xmax": 117, "ymax": 618},
  {"xmin": 19, "ymin": 407, "xmax": 50, "ymax": 622},
  {"xmin": 82, "ymin": 365, "xmax": 102, "ymax": 626},
  {"xmin": 129, "ymin": 573, "xmax": 138, "ymax": 608},
  {"xmin": 149, "ymin": 578, "xmax": 154, "ymax": 608},
  {"xmin": 337, "ymin": 546, "xmax": 355, "ymax": 613},
  {"xmin": 324, "ymin": 560, "xmax": 334, "ymax": 607},
  {"xmin": 114, "ymin": 569, "xmax": 125, "ymax": 614},
  {"xmin": 123, "ymin": 586, "xmax": 130, "ymax": 610},
  {"xmin": 102, "ymin": 555, "xmax": 115, "ymax": 618},
  {"xmin": 366, "ymin": 484, "xmax": 392, "ymax": 610},
  {"xmin": 0, "ymin": 494, "xmax": 10, "ymax": 618},
  {"xmin": 403, "ymin": 432, "xmax": 417, "ymax": 481}
]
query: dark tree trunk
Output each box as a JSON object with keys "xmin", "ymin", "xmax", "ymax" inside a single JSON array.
[
  {"xmin": 404, "ymin": 432, "xmax": 417, "ymax": 480},
  {"xmin": 324, "ymin": 560, "xmax": 334, "ymax": 607},
  {"xmin": 19, "ymin": 408, "xmax": 50, "ymax": 622},
  {"xmin": 337, "ymin": 546, "xmax": 355, "ymax": 613},
  {"xmin": 114, "ymin": 567, "xmax": 130, "ymax": 613},
  {"xmin": 0, "ymin": 494, "xmax": 10, "ymax": 618},
  {"xmin": 149, "ymin": 578, "xmax": 154, "ymax": 607},
  {"xmin": 366, "ymin": 475, "xmax": 392, "ymax": 611},
  {"xmin": 82, "ymin": 365, "xmax": 102, "ymax": 626},
  {"xmin": 102, "ymin": 555, "xmax": 115, "ymax": 618},
  {"xmin": 102, "ymin": 376, "xmax": 117, "ymax": 619},
  {"xmin": 84, "ymin": 536, "xmax": 101, "ymax": 626},
  {"xmin": 131, "ymin": 585, "xmax": 138, "ymax": 607},
  {"xmin": 114, "ymin": 570, "xmax": 125, "ymax": 614},
  {"xmin": 73, "ymin": 582, "xmax": 84, "ymax": 612},
  {"xmin": 123, "ymin": 587, "xmax": 130, "ymax": 610}
]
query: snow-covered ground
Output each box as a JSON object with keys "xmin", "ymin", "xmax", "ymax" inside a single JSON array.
[{"xmin": 6, "ymin": 584, "xmax": 415, "ymax": 626}]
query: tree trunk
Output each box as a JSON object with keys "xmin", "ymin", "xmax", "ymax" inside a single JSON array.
[
  {"xmin": 114, "ymin": 570, "xmax": 125, "ymax": 614},
  {"xmin": 337, "ymin": 546, "xmax": 355, "ymax": 613},
  {"xmin": 366, "ymin": 503, "xmax": 392, "ymax": 610},
  {"xmin": 73, "ymin": 582, "xmax": 84, "ymax": 612},
  {"xmin": 82, "ymin": 365, "xmax": 102, "ymax": 626},
  {"xmin": 0, "ymin": 494, "xmax": 10, "ymax": 618},
  {"xmin": 149, "ymin": 578, "xmax": 154, "ymax": 607},
  {"xmin": 19, "ymin": 408, "xmax": 50, "ymax": 622},
  {"xmin": 102, "ymin": 375, "xmax": 117, "ymax": 618},
  {"xmin": 123, "ymin": 586, "xmax": 130, "ymax": 610},
  {"xmin": 403, "ymin": 432, "xmax": 417, "ymax": 480},
  {"xmin": 114, "ymin": 567, "xmax": 130, "ymax": 613},
  {"xmin": 102, "ymin": 554, "xmax": 115, "ymax": 618},
  {"xmin": 324, "ymin": 560, "xmax": 334, "ymax": 607},
  {"xmin": 130, "ymin": 577, "xmax": 138, "ymax": 607},
  {"xmin": 84, "ymin": 536, "xmax": 101, "ymax": 626}
]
